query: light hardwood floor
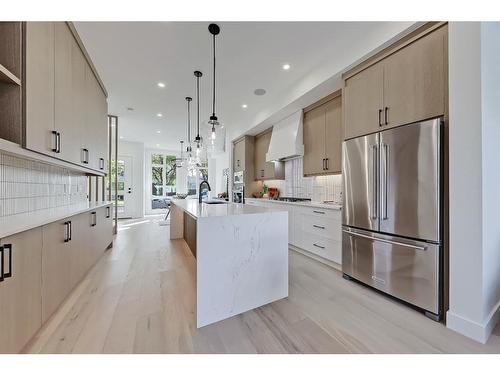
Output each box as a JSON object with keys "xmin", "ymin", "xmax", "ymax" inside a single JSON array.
[{"xmin": 24, "ymin": 216, "xmax": 500, "ymax": 354}]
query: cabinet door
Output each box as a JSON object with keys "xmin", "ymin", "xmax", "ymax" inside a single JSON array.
[
  {"xmin": 96, "ymin": 206, "xmax": 113, "ymax": 256},
  {"xmin": 233, "ymin": 139, "xmax": 245, "ymax": 172},
  {"xmin": 324, "ymin": 96, "xmax": 342, "ymax": 174},
  {"xmin": 25, "ymin": 22, "xmax": 55, "ymax": 156},
  {"xmin": 41, "ymin": 219, "xmax": 71, "ymax": 322},
  {"xmin": 96, "ymin": 89, "xmax": 109, "ymax": 172},
  {"xmin": 70, "ymin": 211, "xmax": 96, "ymax": 287},
  {"xmin": 71, "ymin": 35, "xmax": 87, "ymax": 165},
  {"xmin": 84, "ymin": 65, "xmax": 104, "ymax": 170},
  {"xmin": 303, "ymin": 105, "xmax": 326, "ymax": 176},
  {"xmin": 54, "ymin": 22, "xmax": 83, "ymax": 165},
  {"xmin": 254, "ymin": 133, "xmax": 267, "ymax": 180},
  {"xmin": 383, "ymin": 26, "xmax": 446, "ymax": 129},
  {"xmin": 0, "ymin": 228, "xmax": 42, "ymax": 353},
  {"xmin": 344, "ymin": 63, "xmax": 384, "ymax": 140},
  {"xmin": 260, "ymin": 131, "xmax": 274, "ymax": 179}
]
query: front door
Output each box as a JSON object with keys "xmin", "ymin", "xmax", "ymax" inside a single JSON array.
[{"xmin": 115, "ymin": 156, "xmax": 134, "ymax": 219}]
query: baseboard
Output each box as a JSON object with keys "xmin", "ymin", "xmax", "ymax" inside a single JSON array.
[
  {"xmin": 289, "ymin": 245, "xmax": 341, "ymax": 271},
  {"xmin": 446, "ymin": 299, "xmax": 500, "ymax": 343}
]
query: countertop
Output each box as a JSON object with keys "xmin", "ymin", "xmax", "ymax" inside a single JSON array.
[
  {"xmin": 245, "ymin": 198, "xmax": 342, "ymax": 210},
  {"xmin": 171, "ymin": 198, "xmax": 285, "ymax": 219},
  {"xmin": 0, "ymin": 201, "xmax": 113, "ymax": 238}
]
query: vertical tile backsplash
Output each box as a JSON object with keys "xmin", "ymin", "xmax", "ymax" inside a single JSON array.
[
  {"xmin": 265, "ymin": 158, "xmax": 342, "ymax": 203},
  {"xmin": 0, "ymin": 152, "xmax": 88, "ymax": 217}
]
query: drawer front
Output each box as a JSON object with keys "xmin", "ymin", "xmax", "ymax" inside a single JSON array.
[
  {"xmin": 342, "ymin": 227, "xmax": 440, "ymax": 314},
  {"xmin": 298, "ymin": 206, "xmax": 341, "ymax": 220},
  {"xmin": 301, "ymin": 214, "xmax": 341, "ymax": 241},
  {"xmin": 301, "ymin": 231, "xmax": 341, "ymax": 264}
]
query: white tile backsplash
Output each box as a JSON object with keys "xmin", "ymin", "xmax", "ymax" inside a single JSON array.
[
  {"xmin": 0, "ymin": 152, "xmax": 88, "ymax": 217},
  {"xmin": 265, "ymin": 158, "xmax": 342, "ymax": 203}
]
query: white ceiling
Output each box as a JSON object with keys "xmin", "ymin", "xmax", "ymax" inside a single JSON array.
[{"xmin": 74, "ymin": 22, "xmax": 413, "ymax": 150}]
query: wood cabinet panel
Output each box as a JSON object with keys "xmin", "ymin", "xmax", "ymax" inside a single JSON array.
[
  {"xmin": 41, "ymin": 219, "xmax": 71, "ymax": 322},
  {"xmin": 233, "ymin": 139, "xmax": 245, "ymax": 172},
  {"xmin": 324, "ymin": 96, "xmax": 342, "ymax": 174},
  {"xmin": 344, "ymin": 63, "xmax": 384, "ymax": 140},
  {"xmin": 0, "ymin": 228, "xmax": 42, "ymax": 353},
  {"xmin": 254, "ymin": 130, "xmax": 284, "ymax": 180},
  {"xmin": 383, "ymin": 26, "xmax": 446, "ymax": 129},
  {"xmin": 25, "ymin": 22, "xmax": 55, "ymax": 156},
  {"xmin": 303, "ymin": 105, "xmax": 326, "ymax": 176}
]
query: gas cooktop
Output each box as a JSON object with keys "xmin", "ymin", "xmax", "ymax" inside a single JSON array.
[{"xmin": 275, "ymin": 197, "xmax": 312, "ymax": 203}]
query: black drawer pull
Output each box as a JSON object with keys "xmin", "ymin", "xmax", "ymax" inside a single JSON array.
[
  {"xmin": 64, "ymin": 221, "xmax": 70, "ymax": 242},
  {"xmin": 68, "ymin": 220, "xmax": 72, "ymax": 241},
  {"xmin": 106, "ymin": 206, "xmax": 111, "ymax": 218},
  {"xmin": 0, "ymin": 245, "xmax": 4, "ymax": 282},
  {"xmin": 91, "ymin": 212, "xmax": 97, "ymax": 227},
  {"xmin": 313, "ymin": 210, "xmax": 325, "ymax": 214},
  {"xmin": 0, "ymin": 244, "xmax": 13, "ymax": 280},
  {"xmin": 313, "ymin": 224, "xmax": 325, "ymax": 229},
  {"xmin": 313, "ymin": 243, "xmax": 325, "ymax": 249},
  {"xmin": 99, "ymin": 158, "xmax": 105, "ymax": 170}
]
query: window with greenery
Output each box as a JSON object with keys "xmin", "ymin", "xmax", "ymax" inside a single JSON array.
[{"xmin": 151, "ymin": 153, "xmax": 177, "ymax": 210}]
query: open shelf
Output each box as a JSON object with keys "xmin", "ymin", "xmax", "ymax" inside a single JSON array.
[{"xmin": 0, "ymin": 63, "xmax": 21, "ymax": 85}]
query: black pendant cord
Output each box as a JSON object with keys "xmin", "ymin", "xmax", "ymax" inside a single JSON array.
[
  {"xmin": 185, "ymin": 97, "xmax": 192, "ymax": 151},
  {"xmin": 194, "ymin": 71, "xmax": 203, "ymax": 144},
  {"xmin": 212, "ymin": 33, "xmax": 216, "ymax": 119},
  {"xmin": 208, "ymin": 23, "xmax": 220, "ymax": 125}
]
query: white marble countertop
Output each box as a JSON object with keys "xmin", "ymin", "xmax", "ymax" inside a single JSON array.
[
  {"xmin": 0, "ymin": 201, "xmax": 113, "ymax": 238},
  {"xmin": 245, "ymin": 198, "xmax": 342, "ymax": 210},
  {"xmin": 171, "ymin": 198, "xmax": 285, "ymax": 219}
]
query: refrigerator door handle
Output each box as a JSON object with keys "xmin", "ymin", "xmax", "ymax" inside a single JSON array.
[
  {"xmin": 342, "ymin": 229, "xmax": 427, "ymax": 251},
  {"xmin": 381, "ymin": 143, "xmax": 388, "ymax": 220},
  {"xmin": 371, "ymin": 144, "xmax": 378, "ymax": 219}
]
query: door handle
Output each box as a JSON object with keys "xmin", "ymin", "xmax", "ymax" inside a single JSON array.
[
  {"xmin": 384, "ymin": 107, "xmax": 389, "ymax": 125},
  {"xmin": 378, "ymin": 109, "xmax": 382, "ymax": 127},
  {"xmin": 342, "ymin": 229, "xmax": 427, "ymax": 251},
  {"xmin": 381, "ymin": 143, "xmax": 388, "ymax": 220},
  {"xmin": 371, "ymin": 144, "xmax": 378, "ymax": 220}
]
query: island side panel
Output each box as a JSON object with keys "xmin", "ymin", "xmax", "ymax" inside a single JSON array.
[
  {"xmin": 170, "ymin": 203, "xmax": 184, "ymax": 239},
  {"xmin": 196, "ymin": 211, "xmax": 289, "ymax": 328}
]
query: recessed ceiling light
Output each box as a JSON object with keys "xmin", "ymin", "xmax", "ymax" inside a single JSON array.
[
  {"xmin": 157, "ymin": 82, "xmax": 166, "ymax": 88},
  {"xmin": 156, "ymin": 130, "xmax": 161, "ymax": 134},
  {"xmin": 119, "ymin": 136, "xmax": 124, "ymax": 139},
  {"xmin": 254, "ymin": 88, "xmax": 266, "ymax": 96},
  {"xmin": 157, "ymin": 113, "xmax": 163, "ymax": 117},
  {"xmin": 282, "ymin": 64, "xmax": 291, "ymax": 70},
  {"xmin": 242, "ymin": 104, "xmax": 248, "ymax": 109},
  {"xmin": 156, "ymin": 144, "xmax": 160, "ymax": 147}
]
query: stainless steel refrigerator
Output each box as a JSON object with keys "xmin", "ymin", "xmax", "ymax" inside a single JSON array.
[{"xmin": 342, "ymin": 117, "xmax": 443, "ymax": 320}]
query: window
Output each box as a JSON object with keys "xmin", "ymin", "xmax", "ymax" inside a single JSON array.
[{"xmin": 150, "ymin": 153, "xmax": 177, "ymax": 210}]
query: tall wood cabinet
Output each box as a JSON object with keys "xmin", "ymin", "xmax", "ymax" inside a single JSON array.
[
  {"xmin": 254, "ymin": 129, "xmax": 284, "ymax": 181},
  {"xmin": 303, "ymin": 93, "xmax": 342, "ymax": 176},
  {"xmin": 344, "ymin": 24, "xmax": 447, "ymax": 140},
  {"xmin": 24, "ymin": 22, "xmax": 108, "ymax": 172}
]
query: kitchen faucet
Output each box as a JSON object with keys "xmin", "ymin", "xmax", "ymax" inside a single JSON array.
[{"xmin": 199, "ymin": 180, "xmax": 211, "ymax": 203}]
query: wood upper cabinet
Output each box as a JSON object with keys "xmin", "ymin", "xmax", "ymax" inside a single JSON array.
[
  {"xmin": 303, "ymin": 105, "xmax": 326, "ymax": 175},
  {"xmin": 303, "ymin": 94, "xmax": 342, "ymax": 176},
  {"xmin": 344, "ymin": 63, "xmax": 384, "ymax": 140},
  {"xmin": 343, "ymin": 25, "xmax": 447, "ymax": 140},
  {"xmin": 324, "ymin": 96, "xmax": 342, "ymax": 174},
  {"xmin": 0, "ymin": 228, "xmax": 42, "ymax": 353},
  {"xmin": 254, "ymin": 129, "xmax": 284, "ymax": 180},
  {"xmin": 25, "ymin": 22, "xmax": 55, "ymax": 157},
  {"xmin": 383, "ymin": 25, "xmax": 446, "ymax": 129}
]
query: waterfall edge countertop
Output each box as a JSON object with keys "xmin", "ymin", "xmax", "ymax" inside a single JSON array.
[
  {"xmin": 171, "ymin": 198, "xmax": 285, "ymax": 219},
  {"xmin": 170, "ymin": 198, "xmax": 289, "ymax": 328},
  {"xmin": 0, "ymin": 201, "xmax": 113, "ymax": 238},
  {"xmin": 245, "ymin": 198, "xmax": 342, "ymax": 210}
]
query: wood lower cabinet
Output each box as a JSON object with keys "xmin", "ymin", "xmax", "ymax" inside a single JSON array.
[
  {"xmin": 0, "ymin": 227, "xmax": 43, "ymax": 353},
  {"xmin": 303, "ymin": 94, "xmax": 342, "ymax": 176},
  {"xmin": 233, "ymin": 138, "xmax": 245, "ymax": 172},
  {"xmin": 343, "ymin": 24, "xmax": 447, "ymax": 140},
  {"xmin": 254, "ymin": 129, "xmax": 284, "ymax": 181},
  {"xmin": 0, "ymin": 204, "xmax": 113, "ymax": 353}
]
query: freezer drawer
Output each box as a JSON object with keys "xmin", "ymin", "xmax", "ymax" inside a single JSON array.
[{"xmin": 342, "ymin": 227, "xmax": 440, "ymax": 314}]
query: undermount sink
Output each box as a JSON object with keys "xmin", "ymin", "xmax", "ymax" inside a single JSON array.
[{"xmin": 203, "ymin": 200, "xmax": 228, "ymax": 205}]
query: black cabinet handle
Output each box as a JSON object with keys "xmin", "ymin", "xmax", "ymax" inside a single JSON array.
[
  {"xmin": 313, "ymin": 210, "xmax": 325, "ymax": 214},
  {"xmin": 0, "ymin": 245, "xmax": 4, "ymax": 282},
  {"xmin": 68, "ymin": 220, "xmax": 72, "ymax": 241},
  {"xmin": 313, "ymin": 243, "xmax": 325, "ymax": 249},
  {"xmin": 106, "ymin": 206, "xmax": 111, "ymax": 218},
  {"xmin": 313, "ymin": 224, "xmax": 325, "ymax": 229},
  {"xmin": 52, "ymin": 131, "xmax": 61, "ymax": 153},
  {"xmin": 82, "ymin": 148, "xmax": 89, "ymax": 164},
  {"xmin": 1, "ymin": 244, "xmax": 13, "ymax": 279},
  {"xmin": 64, "ymin": 221, "xmax": 70, "ymax": 242},
  {"xmin": 325, "ymin": 158, "xmax": 329, "ymax": 170},
  {"xmin": 384, "ymin": 107, "xmax": 389, "ymax": 125},
  {"xmin": 91, "ymin": 212, "xmax": 97, "ymax": 227},
  {"xmin": 99, "ymin": 158, "xmax": 105, "ymax": 170},
  {"xmin": 378, "ymin": 109, "xmax": 383, "ymax": 127},
  {"xmin": 322, "ymin": 158, "xmax": 325, "ymax": 170}
]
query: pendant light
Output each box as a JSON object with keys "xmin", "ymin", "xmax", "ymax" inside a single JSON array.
[
  {"xmin": 176, "ymin": 140, "xmax": 184, "ymax": 168},
  {"xmin": 208, "ymin": 23, "xmax": 220, "ymax": 140},
  {"xmin": 185, "ymin": 96, "xmax": 192, "ymax": 154},
  {"xmin": 194, "ymin": 70, "xmax": 203, "ymax": 151}
]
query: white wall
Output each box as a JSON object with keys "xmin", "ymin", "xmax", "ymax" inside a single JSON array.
[
  {"xmin": 447, "ymin": 21, "xmax": 500, "ymax": 343},
  {"xmin": 118, "ymin": 140, "xmax": 145, "ymax": 218}
]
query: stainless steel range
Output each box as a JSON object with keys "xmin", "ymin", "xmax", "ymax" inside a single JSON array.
[{"xmin": 342, "ymin": 117, "xmax": 443, "ymax": 321}]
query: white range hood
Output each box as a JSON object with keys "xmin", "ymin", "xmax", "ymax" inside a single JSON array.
[{"xmin": 266, "ymin": 110, "xmax": 304, "ymax": 162}]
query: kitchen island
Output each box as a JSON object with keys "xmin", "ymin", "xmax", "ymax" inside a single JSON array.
[{"xmin": 169, "ymin": 199, "xmax": 289, "ymax": 328}]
